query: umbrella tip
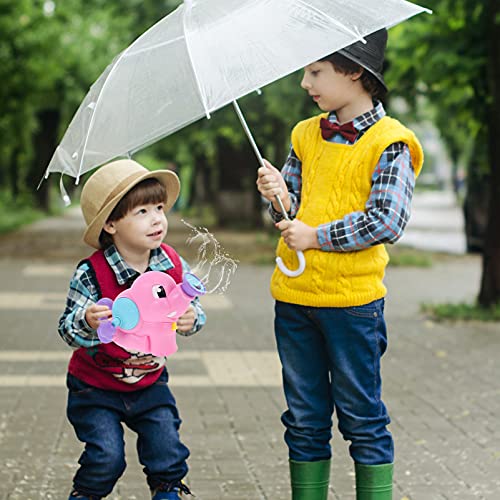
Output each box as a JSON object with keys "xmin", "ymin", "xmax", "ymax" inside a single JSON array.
[
  {"xmin": 62, "ymin": 194, "xmax": 71, "ymax": 206},
  {"xmin": 59, "ymin": 174, "xmax": 72, "ymax": 207}
]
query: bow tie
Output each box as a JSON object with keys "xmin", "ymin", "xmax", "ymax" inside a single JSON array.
[{"xmin": 320, "ymin": 117, "xmax": 358, "ymax": 142}]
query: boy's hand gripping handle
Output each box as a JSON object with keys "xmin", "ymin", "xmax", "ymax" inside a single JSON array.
[{"xmin": 272, "ymin": 194, "xmax": 306, "ymax": 277}]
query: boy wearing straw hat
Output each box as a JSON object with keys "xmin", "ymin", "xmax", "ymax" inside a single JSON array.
[
  {"xmin": 58, "ymin": 160, "xmax": 205, "ymax": 500},
  {"xmin": 257, "ymin": 30, "xmax": 423, "ymax": 499}
]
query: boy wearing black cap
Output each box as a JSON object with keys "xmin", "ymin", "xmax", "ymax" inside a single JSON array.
[{"xmin": 257, "ymin": 30, "xmax": 424, "ymax": 499}]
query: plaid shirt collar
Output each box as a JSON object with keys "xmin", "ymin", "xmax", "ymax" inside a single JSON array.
[
  {"xmin": 327, "ymin": 100, "xmax": 386, "ymax": 132},
  {"xmin": 103, "ymin": 244, "xmax": 174, "ymax": 285}
]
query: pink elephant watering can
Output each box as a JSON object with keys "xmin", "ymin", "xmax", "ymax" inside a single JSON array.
[{"xmin": 96, "ymin": 271, "xmax": 206, "ymax": 356}]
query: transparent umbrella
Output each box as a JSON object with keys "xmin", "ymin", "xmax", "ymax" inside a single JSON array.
[{"xmin": 44, "ymin": 0, "xmax": 430, "ymax": 275}]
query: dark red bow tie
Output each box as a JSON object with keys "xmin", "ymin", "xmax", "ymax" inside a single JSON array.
[{"xmin": 320, "ymin": 117, "xmax": 358, "ymax": 142}]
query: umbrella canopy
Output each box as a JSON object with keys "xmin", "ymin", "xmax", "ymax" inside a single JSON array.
[{"xmin": 45, "ymin": 0, "xmax": 429, "ymax": 183}]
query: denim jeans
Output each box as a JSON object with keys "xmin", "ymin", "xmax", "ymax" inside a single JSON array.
[
  {"xmin": 274, "ymin": 299, "xmax": 393, "ymax": 465},
  {"xmin": 66, "ymin": 369, "xmax": 189, "ymax": 498}
]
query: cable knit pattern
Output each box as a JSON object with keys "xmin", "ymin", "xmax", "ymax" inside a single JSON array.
[{"xmin": 270, "ymin": 114, "xmax": 424, "ymax": 307}]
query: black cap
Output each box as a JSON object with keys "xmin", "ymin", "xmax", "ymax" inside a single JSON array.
[{"xmin": 337, "ymin": 29, "xmax": 388, "ymax": 90}]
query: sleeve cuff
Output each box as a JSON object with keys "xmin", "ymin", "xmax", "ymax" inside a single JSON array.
[
  {"xmin": 75, "ymin": 307, "xmax": 95, "ymax": 334},
  {"xmin": 317, "ymin": 223, "xmax": 336, "ymax": 251},
  {"xmin": 269, "ymin": 203, "xmax": 287, "ymax": 222}
]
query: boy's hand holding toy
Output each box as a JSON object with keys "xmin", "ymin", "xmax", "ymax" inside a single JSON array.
[
  {"xmin": 176, "ymin": 305, "xmax": 197, "ymax": 333},
  {"xmin": 85, "ymin": 302, "xmax": 112, "ymax": 331}
]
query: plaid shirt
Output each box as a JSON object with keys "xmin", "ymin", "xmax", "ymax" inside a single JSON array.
[
  {"xmin": 58, "ymin": 244, "xmax": 206, "ymax": 348},
  {"xmin": 270, "ymin": 102, "xmax": 415, "ymax": 251}
]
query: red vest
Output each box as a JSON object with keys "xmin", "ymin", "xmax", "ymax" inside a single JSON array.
[{"xmin": 68, "ymin": 244, "xmax": 183, "ymax": 392}]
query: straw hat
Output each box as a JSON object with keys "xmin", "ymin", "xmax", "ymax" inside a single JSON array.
[{"xmin": 81, "ymin": 159, "xmax": 180, "ymax": 249}]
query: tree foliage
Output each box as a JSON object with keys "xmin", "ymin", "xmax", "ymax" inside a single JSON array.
[
  {"xmin": 386, "ymin": 0, "xmax": 500, "ymax": 306},
  {"xmin": 386, "ymin": 0, "xmax": 489, "ymax": 171},
  {"xmin": 0, "ymin": 0, "xmax": 133, "ymax": 204},
  {"xmin": 2, "ymin": 1, "xmax": 500, "ymax": 304},
  {"xmin": 0, "ymin": 0, "xmax": 311, "ymax": 220}
]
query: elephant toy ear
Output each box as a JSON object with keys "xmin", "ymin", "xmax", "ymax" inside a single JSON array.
[{"xmin": 111, "ymin": 297, "xmax": 140, "ymax": 331}]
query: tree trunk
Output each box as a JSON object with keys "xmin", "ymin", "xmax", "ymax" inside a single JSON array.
[
  {"xmin": 191, "ymin": 153, "xmax": 212, "ymax": 207},
  {"xmin": 214, "ymin": 136, "xmax": 260, "ymax": 227},
  {"xmin": 0, "ymin": 155, "xmax": 5, "ymax": 188},
  {"xmin": 478, "ymin": 0, "xmax": 500, "ymax": 307},
  {"xmin": 29, "ymin": 109, "xmax": 60, "ymax": 211},
  {"xmin": 9, "ymin": 145, "xmax": 21, "ymax": 198}
]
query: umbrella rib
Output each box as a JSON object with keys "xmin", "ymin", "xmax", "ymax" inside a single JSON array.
[
  {"xmin": 123, "ymin": 36, "xmax": 185, "ymax": 57},
  {"xmin": 75, "ymin": 49, "xmax": 130, "ymax": 184},
  {"xmin": 295, "ymin": 0, "xmax": 366, "ymax": 44},
  {"xmin": 181, "ymin": 2, "xmax": 211, "ymax": 119}
]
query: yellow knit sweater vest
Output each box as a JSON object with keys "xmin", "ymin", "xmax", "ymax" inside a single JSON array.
[{"xmin": 270, "ymin": 114, "xmax": 424, "ymax": 307}]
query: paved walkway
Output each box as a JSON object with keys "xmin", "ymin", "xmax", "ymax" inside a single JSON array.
[
  {"xmin": 0, "ymin": 202, "xmax": 499, "ymax": 500},
  {"xmin": 400, "ymin": 191, "xmax": 466, "ymax": 255}
]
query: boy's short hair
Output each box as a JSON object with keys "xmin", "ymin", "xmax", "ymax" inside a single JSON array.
[
  {"xmin": 320, "ymin": 53, "xmax": 387, "ymax": 102},
  {"xmin": 99, "ymin": 178, "xmax": 167, "ymax": 249}
]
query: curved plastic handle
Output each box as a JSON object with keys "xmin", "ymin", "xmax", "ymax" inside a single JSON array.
[
  {"xmin": 96, "ymin": 298, "xmax": 115, "ymax": 343},
  {"xmin": 182, "ymin": 273, "xmax": 207, "ymax": 297},
  {"xmin": 276, "ymin": 250, "xmax": 306, "ymax": 277}
]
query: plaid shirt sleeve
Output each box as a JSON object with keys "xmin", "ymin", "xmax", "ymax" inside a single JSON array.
[
  {"xmin": 268, "ymin": 145, "xmax": 302, "ymax": 222},
  {"xmin": 58, "ymin": 262, "xmax": 101, "ymax": 349},
  {"xmin": 317, "ymin": 143, "xmax": 415, "ymax": 251},
  {"xmin": 177, "ymin": 256, "xmax": 207, "ymax": 336}
]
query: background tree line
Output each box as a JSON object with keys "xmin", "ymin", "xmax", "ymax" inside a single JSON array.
[{"xmin": 0, "ymin": 0, "xmax": 498, "ymax": 306}]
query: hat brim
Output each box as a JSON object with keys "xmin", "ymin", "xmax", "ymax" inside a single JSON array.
[{"xmin": 83, "ymin": 169, "xmax": 180, "ymax": 249}]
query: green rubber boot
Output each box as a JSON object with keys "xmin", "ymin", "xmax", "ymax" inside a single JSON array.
[
  {"xmin": 355, "ymin": 463, "xmax": 393, "ymax": 500},
  {"xmin": 289, "ymin": 459, "xmax": 330, "ymax": 500}
]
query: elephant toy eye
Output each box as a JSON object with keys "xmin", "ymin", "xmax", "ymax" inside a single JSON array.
[{"xmin": 152, "ymin": 285, "xmax": 167, "ymax": 299}]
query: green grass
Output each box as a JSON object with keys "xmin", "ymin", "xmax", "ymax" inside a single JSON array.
[
  {"xmin": 0, "ymin": 184, "xmax": 67, "ymax": 235},
  {"xmin": 179, "ymin": 204, "xmax": 217, "ymax": 228},
  {"xmin": 254, "ymin": 231, "xmax": 280, "ymax": 246},
  {"xmin": 241, "ymin": 236, "xmax": 436, "ymax": 267},
  {"xmin": 0, "ymin": 193, "xmax": 45, "ymax": 235},
  {"xmin": 387, "ymin": 246, "xmax": 433, "ymax": 268},
  {"xmin": 421, "ymin": 302, "xmax": 500, "ymax": 322}
]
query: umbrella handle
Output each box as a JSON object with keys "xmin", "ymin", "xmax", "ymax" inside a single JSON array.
[
  {"xmin": 271, "ymin": 193, "xmax": 306, "ymax": 277},
  {"xmin": 232, "ymin": 100, "xmax": 307, "ymax": 277},
  {"xmin": 276, "ymin": 251, "xmax": 306, "ymax": 278},
  {"xmin": 272, "ymin": 195, "xmax": 306, "ymax": 277}
]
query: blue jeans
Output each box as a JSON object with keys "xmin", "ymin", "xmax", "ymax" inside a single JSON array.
[
  {"xmin": 274, "ymin": 299, "xmax": 393, "ymax": 465},
  {"xmin": 66, "ymin": 369, "xmax": 189, "ymax": 498}
]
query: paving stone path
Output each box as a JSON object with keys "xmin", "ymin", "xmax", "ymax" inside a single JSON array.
[{"xmin": 0, "ymin": 206, "xmax": 498, "ymax": 499}]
